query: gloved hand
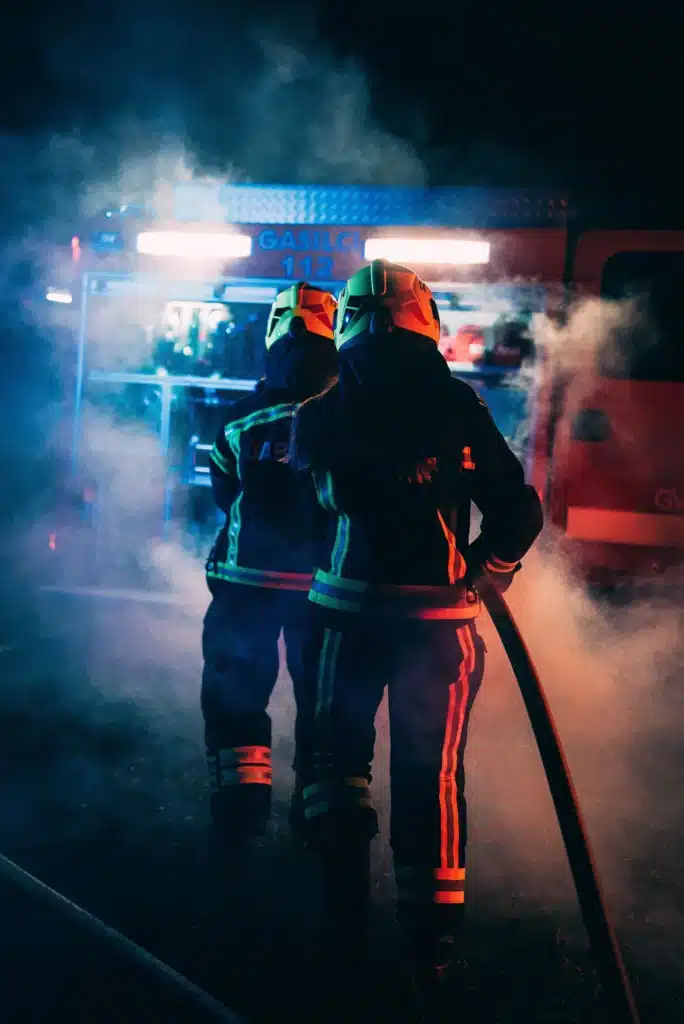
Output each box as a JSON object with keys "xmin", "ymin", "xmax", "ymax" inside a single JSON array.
[{"xmin": 466, "ymin": 535, "xmax": 521, "ymax": 594}]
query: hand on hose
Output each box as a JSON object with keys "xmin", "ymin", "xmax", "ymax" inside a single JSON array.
[{"xmin": 466, "ymin": 535, "xmax": 521, "ymax": 594}]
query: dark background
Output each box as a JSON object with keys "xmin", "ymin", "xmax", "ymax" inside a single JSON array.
[{"xmin": 1, "ymin": 0, "xmax": 682, "ymax": 216}]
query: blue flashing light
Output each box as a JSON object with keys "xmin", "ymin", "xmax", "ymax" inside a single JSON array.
[{"xmin": 173, "ymin": 184, "xmax": 569, "ymax": 228}]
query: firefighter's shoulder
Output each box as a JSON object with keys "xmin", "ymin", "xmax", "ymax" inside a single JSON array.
[
  {"xmin": 448, "ymin": 376, "xmax": 490, "ymax": 415},
  {"xmin": 220, "ymin": 389, "xmax": 268, "ymax": 430},
  {"xmin": 294, "ymin": 381, "xmax": 338, "ymax": 426},
  {"xmin": 292, "ymin": 382, "xmax": 338, "ymax": 463}
]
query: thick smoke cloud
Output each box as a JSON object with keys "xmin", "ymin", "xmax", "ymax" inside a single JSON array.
[{"xmin": 475, "ymin": 306, "xmax": 684, "ymax": 970}]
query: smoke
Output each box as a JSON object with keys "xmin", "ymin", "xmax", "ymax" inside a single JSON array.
[
  {"xmin": 236, "ymin": 39, "xmax": 425, "ymax": 185},
  {"xmin": 0, "ymin": 14, "xmax": 682, "ymax": 1019},
  {"xmin": 458, "ymin": 300, "xmax": 684, "ymax": 1001},
  {"xmin": 0, "ymin": 19, "xmax": 432, "ymax": 906}
]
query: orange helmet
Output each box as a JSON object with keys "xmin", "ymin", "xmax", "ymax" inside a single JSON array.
[
  {"xmin": 335, "ymin": 259, "xmax": 440, "ymax": 350},
  {"xmin": 265, "ymin": 282, "xmax": 337, "ymax": 349}
]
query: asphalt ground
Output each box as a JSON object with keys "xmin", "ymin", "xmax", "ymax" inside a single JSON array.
[{"xmin": 0, "ymin": 568, "xmax": 682, "ymax": 1023}]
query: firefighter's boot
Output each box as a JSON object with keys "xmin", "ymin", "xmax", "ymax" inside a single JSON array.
[
  {"xmin": 405, "ymin": 934, "xmax": 456, "ymax": 1023},
  {"xmin": 206, "ymin": 746, "xmax": 272, "ymax": 847},
  {"xmin": 313, "ymin": 836, "xmax": 373, "ymax": 1023},
  {"xmin": 399, "ymin": 907, "xmax": 464, "ymax": 1024}
]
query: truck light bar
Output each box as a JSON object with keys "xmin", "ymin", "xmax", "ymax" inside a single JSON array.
[
  {"xmin": 135, "ymin": 231, "xmax": 252, "ymax": 260},
  {"xmin": 363, "ymin": 238, "xmax": 491, "ymax": 265}
]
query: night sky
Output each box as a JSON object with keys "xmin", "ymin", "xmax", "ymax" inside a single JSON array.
[{"xmin": 0, "ymin": 1, "xmax": 682, "ymax": 220}]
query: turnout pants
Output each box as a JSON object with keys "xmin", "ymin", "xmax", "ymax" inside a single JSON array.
[
  {"xmin": 201, "ymin": 580, "xmax": 311, "ymax": 838},
  {"xmin": 300, "ymin": 606, "xmax": 485, "ymax": 943}
]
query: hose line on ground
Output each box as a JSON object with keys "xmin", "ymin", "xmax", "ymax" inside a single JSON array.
[
  {"xmin": 0, "ymin": 852, "xmax": 244, "ymax": 1024},
  {"xmin": 477, "ymin": 575, "xmax": 640, "ymax": 1024}
]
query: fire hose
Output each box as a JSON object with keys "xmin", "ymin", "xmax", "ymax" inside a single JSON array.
[
  {"xmin": 477, "ymin": 573, "xmax": 640, "ymax": 1024},
  {"xmin": 0, "ymin": 852, "xmax": 244, "ymax": 1024}
]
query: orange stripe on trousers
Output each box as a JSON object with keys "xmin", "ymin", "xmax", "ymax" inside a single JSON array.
[{"xmin": 439, "ymin": 626, "xmax": 475, "ymax": 870}]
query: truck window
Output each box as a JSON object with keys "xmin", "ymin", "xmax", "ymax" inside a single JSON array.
[{"xmin": 598, "ymin": 250, "xmax": 684, "ymax": 382}]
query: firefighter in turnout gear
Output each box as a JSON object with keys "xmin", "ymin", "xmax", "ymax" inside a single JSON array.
[
  {"xmin": 290, "ymin": 260, "xmax": 543, "ymax": 1008},
  {"xmin": 202, "ymin": 283, "xmax": 337, "ymax": 843}
]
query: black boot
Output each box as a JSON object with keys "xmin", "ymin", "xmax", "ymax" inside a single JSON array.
[
  {"xmin": 312, "ymin": 836, "xmax": 373, "ymax": 1023},
  {"xmin": 206, "ymin": 749, "xmax": 272, "ymax": 848},
  {"xmin": 399, "ymin": 905, "xmax": 463, "ymax": 1024},
  {"xmin": 405, "ymin": 933, "xmax": 457, "ymax": 1023}
]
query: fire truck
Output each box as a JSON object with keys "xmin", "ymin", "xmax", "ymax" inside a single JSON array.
[
  {"xmin": 39, "ymin": 186, "xmax": 564, "ymax": 587},
  {"xmin": 530, "ymin": 229, "xmax": 684, "ymax": 588},
  {"xmin": 40, "ymin": 185, "xmax": 684, "ymax": 589}
]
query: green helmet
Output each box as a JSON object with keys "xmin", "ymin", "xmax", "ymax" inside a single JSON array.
[
  {"xmin": 265, "ymin": 282, "xmax": 337, "ymax": 350},
  {"xmin": 335, "ymin": 259, "xmax": 441, "ymax": 350}
]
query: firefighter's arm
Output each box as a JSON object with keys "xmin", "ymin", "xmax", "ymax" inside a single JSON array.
[
  {"xmin": 209, "ymin": 423, "xmax": 240, "ymax": 513},
  {"xmin": 467, "ymin": 396, "xmax": 544, "ymax": 589}
]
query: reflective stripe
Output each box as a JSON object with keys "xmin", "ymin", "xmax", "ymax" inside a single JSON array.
[
  {"xmin": 315, "ymin": 627, "xmax": 342, "ymax": 717},
  {"xmin": 437, "ymin": 509, "xmax": 466, "ymax": 583},
  {"xmin": 223, "ymin": 403, "xmax": 298, "ymax": 567},
  {"xmin": 485, "ymin": 553, "xmax": 518, "ymax": 572},
  {"xmin": 309, "ymin": 588, "xmax": 481, "ymax": 620},
  {"xmin": 207, "ymin": 563, "xmax": 312, "ymax": 591},
  {"xmin": 312, "ymin": 470, "xmax": 335, "ymax": 511},
  {"xmin": 434, "ymin": 891, "xmax": 465, "ymax": 905},
  {"xmin": 233, "ymin": 746, "xmax": 271, "ymax": 764},
  {"xmin": 210, "ymin": 444, "xmax": 232, "ymax": 475},
  {"xmin": 396, "ymin": 865, "xmax": 466, "ymax": 904},
  {"xmin": 309, "ymin": 571, "xmax": 481, "ymax": 619},
  {"xmin": 311, "ymin": 470, "xmax": 327, "ymax": 508},
  {"xmin": 434, "ymin": 867, "xmax": 466, "ymax": 881},
  {"xmin": 312, "ymin": 572, "xmax": 368, "ymax": 592},
  {"xmin": 226, "ymin": 428, "xmax": 244, "ymax": 567},
  {"xmin": 302, "ymin": 775, "xmax": 371, "ymax": 820},
  {"xmin": 303, "ymin": 801, "xmax": 330, "ymax": 819},
  {"xmin": 343, "ymin": 776, "xmax": 368, "ymax": 789},
  {"xmin": 330, "ymin": 513, "xmax": 351, "ymax": 575},
  {"xmin": 439, "ymin": 627, "xmax": 475, "ymax": 872},
  {"xmin": 461, "ymin": 446, "xmax": 476, "ymax": 471},
  {"xmin": 220, "ymin": 765, "xmax": 273, "ymax": 785},
  {"xmin": 313, "ymin": 571, "xmax": 473, "ymax": 597},
  {"xmin": 224, "ymin": 403, "xmax": 298, "ymax": 440},
  {"xmin": 208, "ymin": 745, "xmax": 273, "ymax": 790},
  {"xmin": 315, "ymin": 470, "xmax": 351, "ymax": 576},
  {"xmin": 398, "ymin": 888, "xmax": 465, "ymax": 905}
]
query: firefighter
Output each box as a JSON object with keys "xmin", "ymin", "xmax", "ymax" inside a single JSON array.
[
  {"xmin": 290, "ymin": 259, "xmax": 543, "ymax": 1009},
  {"xmin": 202, "ymin": 282, "xmax": 337, "ymax": 845}
]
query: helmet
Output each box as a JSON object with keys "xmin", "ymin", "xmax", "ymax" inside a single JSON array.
[
  {"xmin": 265, "ymin": 282, "xmax": 337, "ymax": 349},
  {"xmin": 335, "ymin": 259, "xmax": 440, "ymax": 350}
]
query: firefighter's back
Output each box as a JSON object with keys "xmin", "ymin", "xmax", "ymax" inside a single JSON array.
[
  {"xmin": 207, "ymin": 387, "xmax": 323, "ymax": 588},
  {"xmin": 312, "ymin": 444, "xmax": 472, "ymax": 587}
]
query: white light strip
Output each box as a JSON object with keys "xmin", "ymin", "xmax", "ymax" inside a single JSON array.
[
  {"xmin": 136, "ymin": 231, "xmax": 252, "ymax": 260},
  {"xmin": 46, "ymin": 289, "xmax": 73, "ymax": 304},
  {"xmin": 364, "ymin": 238, "xmax": 491, "ymax": 266},
  {"xmin": 220, "ymin": 285, "xmax": 278, "ymax": 304}
]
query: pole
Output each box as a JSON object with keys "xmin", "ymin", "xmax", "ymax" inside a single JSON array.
[
  {"xmin": 71, "ymin": 271, "xmax": 90, "ymax": 477},
  {"xmin": 0, "ymin": 852, "xmax": 244, "ymax": 1024},
  {"xmin": 159, "ymin": 380, "xmax": 174, "ymax": 538},
  {"xmin": 476, "ymin": 574, "xmax": 640, "ymax": 1024}
]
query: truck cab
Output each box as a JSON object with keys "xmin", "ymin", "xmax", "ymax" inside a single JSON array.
[{"xmin": 531, "ymin": 231, "xmax": 684, "ymax": 587}]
